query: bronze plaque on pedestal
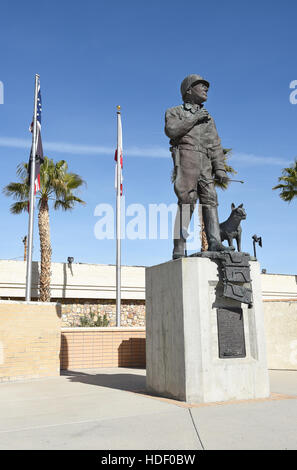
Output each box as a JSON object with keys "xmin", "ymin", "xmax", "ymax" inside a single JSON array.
[{"xmin": 217, "ymin": 307, "xmax": 246, "ymax": 358}]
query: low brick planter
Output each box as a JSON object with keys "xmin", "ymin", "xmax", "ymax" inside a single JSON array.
[{"xmin": 60, "ymin": 327, "xmax": 146, "ymax": 370}]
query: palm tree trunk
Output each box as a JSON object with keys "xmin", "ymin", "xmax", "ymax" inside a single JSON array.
[
  {"xmin": 38, "ymin": 198, "xmax": 52, "ymax": 302},
  {"xmin": 198, "ymin": 203, "xmax": 208, "ymax": 251}
]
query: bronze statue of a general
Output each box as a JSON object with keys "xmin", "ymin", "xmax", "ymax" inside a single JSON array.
[{"xmin": 165, "ymin": 74, "xmax": 234, "ymax": 259}]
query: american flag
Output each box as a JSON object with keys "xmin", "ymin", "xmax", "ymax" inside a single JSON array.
[{"xmin": 28, "ymin": 80, "xmax": 44, "ymax": 193}]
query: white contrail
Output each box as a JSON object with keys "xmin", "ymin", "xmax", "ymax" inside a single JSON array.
[
  {"xmin": 0, "ymin": 137, "xmax": 30, "ymax": 149},
  {"xmin": 0, "ymin": 136, "xmax": 291, "ymax": 164},
  {"xmin": 0, "ymin": 136, "xmax": 169, "ymax": 158},
  {"xmin": 231, "ymin": 151, "xmax": 291, "ymax": 166}
]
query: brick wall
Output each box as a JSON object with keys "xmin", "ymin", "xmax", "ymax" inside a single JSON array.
[
  {"xmin": 61, "ymin": 327, "xmax": 146, "ymax": 369},
  {"xmin": 0, "ymin": 301, "xmax": 61, "ymax": 382}
]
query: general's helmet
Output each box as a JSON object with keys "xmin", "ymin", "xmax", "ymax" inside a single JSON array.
[{"xmin": 180, "ymin": 74, "xmax": 210, "ymax": 99}]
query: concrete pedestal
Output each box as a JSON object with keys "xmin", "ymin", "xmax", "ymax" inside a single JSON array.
[{"xmin": 145, "ymin": 257, "xmax": 270, "ymax": 403}]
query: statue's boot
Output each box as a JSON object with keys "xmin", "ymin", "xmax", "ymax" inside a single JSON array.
[
  {"xmin": 202, "ymin": 205, "xmax": 235, "ymax": 252},
  {"xmin": 172, "ymin": 203, "xmax": 193, "ymax": 259},
  {"xmin": 172, "ymin": 237, "xmax": 186, "ymax": 259}
]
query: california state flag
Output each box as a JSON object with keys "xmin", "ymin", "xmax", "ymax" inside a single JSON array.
[{"xmin": 115, "ymin": 108, "xmax": 123, "ymax": 196}]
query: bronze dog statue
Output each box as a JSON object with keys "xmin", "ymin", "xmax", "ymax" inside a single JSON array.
[{"xmin": 219, "ymin": 203, "xmax": 246, "ymax": 252}]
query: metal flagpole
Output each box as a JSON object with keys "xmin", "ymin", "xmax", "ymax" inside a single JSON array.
[
  {"xmin": 116, "ymin": 106, "xmax": 122, "ymax": 326},
  {"xmin": 25, "ymin": 74, "xmax": 39, "ymax": 301}
]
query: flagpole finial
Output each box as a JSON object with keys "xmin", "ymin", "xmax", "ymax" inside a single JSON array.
[{"xmin": 117, "ymin": 105, "xmax": 121, "ymax": 113}]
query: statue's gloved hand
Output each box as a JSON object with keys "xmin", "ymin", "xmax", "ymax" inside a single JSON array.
[
  {"xmin": 215, "ymin": 170, "xmax": 228, "ymax": 185},
  {"xmin": 195, "ymin": 108, "xmax": 210, "ymax": 123}
]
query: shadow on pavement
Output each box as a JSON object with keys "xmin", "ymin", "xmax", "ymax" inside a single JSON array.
[{"xmin": 61, "ymin": 369, "xmax": 147, "ymax": 394}]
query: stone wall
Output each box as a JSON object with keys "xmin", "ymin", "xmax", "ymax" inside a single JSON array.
[{"xmin": 55, "ymin": 298, "xmax": 146, "ymax": 328}]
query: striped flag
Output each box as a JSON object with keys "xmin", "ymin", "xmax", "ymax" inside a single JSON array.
[
  {"xmin": 114, "ymin": 149, "xmax": 123, "ymax": 196},
  {"xmin": 115, "ymin": 109, "xmax": 123, "ymax": 196},
  {"xmin": 28, "ymin": 79, "xmax": 44, "ymax": 193}
]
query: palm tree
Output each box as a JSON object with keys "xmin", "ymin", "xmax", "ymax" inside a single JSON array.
[
  {"xmin": 272, "ymin": 159, "xmax": 297, "ymax": 202},
  {"xmin": 3, "ymin": 157, "xmax": 85, "ymax": 301},
  {"xmin": 199, "ymin": 148, "xmax": 237, "ymax": 251}
]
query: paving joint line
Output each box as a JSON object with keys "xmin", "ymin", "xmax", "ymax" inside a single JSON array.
[{"xmin": 188, "ymin": 408, "xmax": 205, "ymax": 450}]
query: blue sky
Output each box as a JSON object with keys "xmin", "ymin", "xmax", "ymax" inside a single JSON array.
[{"xmin": 0, "ymin": 0, "xmax": 296, "ymax": 274}]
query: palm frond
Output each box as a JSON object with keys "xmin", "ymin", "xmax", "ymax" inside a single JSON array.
[
  {"xmin": 39, "ymin": 157, "xmax": 86, "ymax": 209},
  {"xmin": 16, "ymin": 162, "xmax": 29, "ymax": 179},
  {"xmin": 10, "ymin": 200, "xmax": 29, "ymax": 214},
  {"xmin": 3, "ymin": 181, "xmax": 29, "ymax": 198},
  {"xmin": 272, "ymin": 159, "xmax": 297, "ymax": 202},
  {"xmin": 54, "ymin": 195, "xmax": 86, "ymax": 211},
  {"xmin": 215, "ymin": 148, "xmax": 237, "ymax": 190},
  {"xmin": 4, "ymin": 156, "xmax": 85, "ymax": 214}
]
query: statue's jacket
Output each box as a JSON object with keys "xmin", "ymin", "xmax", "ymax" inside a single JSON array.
[{"xmin": 164, "ymin": 102, "xmax": 226, "ymax": 174}]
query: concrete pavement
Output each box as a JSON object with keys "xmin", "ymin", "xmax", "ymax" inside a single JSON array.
[{"xmin": 0, "ymin": 368, "xmax": 296, "ymax": 450}]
